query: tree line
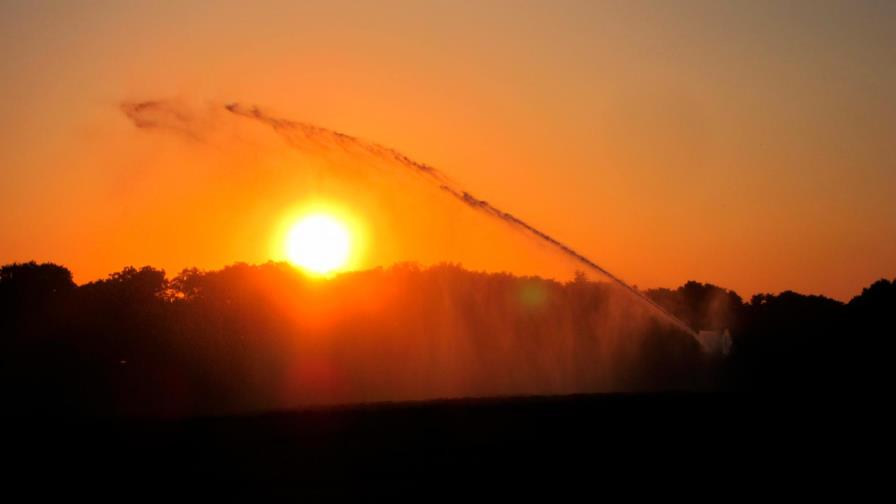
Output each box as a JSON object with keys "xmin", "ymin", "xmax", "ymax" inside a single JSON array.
[{"xmin": 1, "ymin": 261, "xmax": 891, "ymax": 417}]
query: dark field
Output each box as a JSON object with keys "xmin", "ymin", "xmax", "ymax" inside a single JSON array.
[{"xmin": 6, "ymin": 393, "xmax": 865, "ymax": 497}]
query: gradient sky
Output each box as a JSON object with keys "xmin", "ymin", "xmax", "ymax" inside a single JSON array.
[{"xmin": 1, "ymin": 0, "xmax": 894, "ymax": 300}]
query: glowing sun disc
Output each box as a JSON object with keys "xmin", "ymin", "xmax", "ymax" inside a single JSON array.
[{"xmin": 285, "ymin": 214, "xmax": 351, "ymax": 274}]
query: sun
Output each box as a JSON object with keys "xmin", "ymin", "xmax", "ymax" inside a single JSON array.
[{"xmin": 285, "ymin": 213, "xmax": 352, "ymax": 275}]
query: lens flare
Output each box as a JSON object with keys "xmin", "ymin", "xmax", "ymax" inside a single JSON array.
[{"xmin": 286, "ymin": 213, "xmax": 351, "ymax": 274}]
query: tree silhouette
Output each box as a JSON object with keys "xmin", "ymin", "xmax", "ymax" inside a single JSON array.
[{"xmin": 1, "ymin": 260, "xmax": 892, "ymax": 417}]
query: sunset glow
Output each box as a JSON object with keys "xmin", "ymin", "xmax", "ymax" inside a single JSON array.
[
  {"xmin": 285, "ymin": 213, "xmax": 352, "ymax": 275},
  {"xmin": 2, "ymin": 2, "xmax": 893, "ymax": 299}
]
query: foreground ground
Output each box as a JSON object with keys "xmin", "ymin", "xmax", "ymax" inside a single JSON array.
[{"xmin": 5, "ymin": 393, "xmax": 868, "ymax": 497}]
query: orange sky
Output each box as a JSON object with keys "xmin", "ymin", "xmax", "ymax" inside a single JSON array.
[{"xmin": 1, "ymin": 0, "xmax": 894, "ymax": 300}]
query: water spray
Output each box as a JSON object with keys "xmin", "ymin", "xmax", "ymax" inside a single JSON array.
[
  {"xmin": 121, "ymin": 100, "xmax": 696, "ymax": 337},
  {"xmin": 222, "ymin": 103, "xmax": 697, "ymax": 337}
]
